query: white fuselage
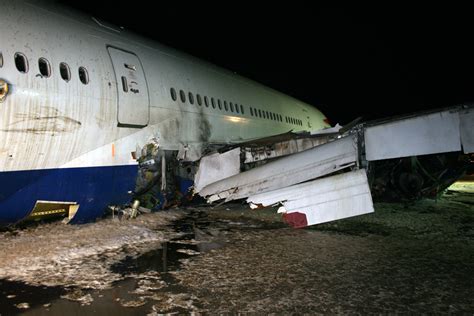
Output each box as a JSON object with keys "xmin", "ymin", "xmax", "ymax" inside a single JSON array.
[
  {"xmin": 0, "ymin": 0, "xmax": 328, "ymax": 173},
  {"xmin": 0, "ymin": 0, "xmax": 329, "ymax": 225}
]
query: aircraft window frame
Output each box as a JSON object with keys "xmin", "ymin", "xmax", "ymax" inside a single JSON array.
[
  {"xmin": 78, "ymin": 66, "xmax": 89, "ymax": 84},
  {"xmin": 188, "ymin": 92, "xmax": 194, "ymax": 104},
  {"xmin": 235, "ymin": 103, "xmax": 239, "ymax": 113},
  {"xmin": 0, "ymin": 52, "xmax": 3, "ymax": 68},
  {"xmin": 170, "ymin": 88, "xmax": 177, "ymax": 101},
  {"xmin": 230, "ymin": 102, "xmax": 234, "ymax": 112},
  {"xmin": 240, "ymin": 105, "xmax": 244, "ymax": 114},
  {"xmin": 15, "ymin": 52, "xmax": 29, "ymax": 73},
  {"xmin": 211, "ymin": 97, "xmax": 216, "ymax": 108},
  {"xmin": 258, "ymin": 109, "xmax": 262, "ymax": 118},
  {"xmin": 224, "ymin": 101, "xmax": 228, "ymax": 111},
  {"xmin": 59, "ymin": 62, "xmax": 71, "ymax": 82},
  {"xmin": 250, "ymin": 107, "xmax": 254, "ymax": 116},
  {"xmin": 179, "ymin": 90, "xmax": 186, "ymax": 103},
  {"xmin": 218, "ymin": 99, "xmax": 222, "ymax": 110},
  {"xmin": 197, "ymin": 94, "xmax": 202, "ymax": 106},
  {"xmin": 38, "ymin": 57, "xmax": 51, "ymax": 78},
  {"xmin": 204, "ymin": 96, "xmax": 209, "ymax": 107}
]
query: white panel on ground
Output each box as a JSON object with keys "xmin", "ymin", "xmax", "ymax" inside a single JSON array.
[
  {"xmin": 365, "ymin": 110, "xmax": 461, "ymax": 161},
  {"xmin": 194, "ymin": 148, "xmax": 241, "ymax": 192},
  {"xmin": 199, "ymin": 135, "xmax": 357, "ymax": 202},
  {"xmin": 247, "ymin": 169, "xmax": 374, "ymax": 228},
  {"xmin": 459, "ymin": 108, "xmax": 474, "ymax": 153}
]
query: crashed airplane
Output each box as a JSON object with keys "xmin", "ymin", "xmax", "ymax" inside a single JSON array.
[{"xmin": 0, "ymin": 1, "xmax": 472, "ymax": 227}]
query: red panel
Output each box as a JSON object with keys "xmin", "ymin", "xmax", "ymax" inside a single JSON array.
[{"xmin": 282, "ymin": 212, "xmax": 308, "ymax": 228}]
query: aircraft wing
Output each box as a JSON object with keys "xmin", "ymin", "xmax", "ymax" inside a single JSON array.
[{"xmin": 193, "ymin": 105, "xmax": 473, "ymax": 228}]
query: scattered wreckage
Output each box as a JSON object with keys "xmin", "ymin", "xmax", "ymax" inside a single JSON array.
[
  {"xmin": 21, "ymin": 106, "xmax": 474, "ymax": 228},
  {"xmin": 191, "ymin": 106, "xmax": 473, "ymax": 227}
]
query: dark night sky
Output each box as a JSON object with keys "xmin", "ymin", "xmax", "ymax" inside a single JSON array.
[{"xmin": 59, "ymin": 2, "xmax": 474, "ymax": 125}]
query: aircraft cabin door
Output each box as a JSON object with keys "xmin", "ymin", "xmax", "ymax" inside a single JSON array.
[{"xmin": 107, "ymin": 47, "xmax": 150, "ymax": 127}]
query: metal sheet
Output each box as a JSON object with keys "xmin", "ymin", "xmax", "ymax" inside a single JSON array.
[
  {"xmin": 247, "ymin": 169, "xmax": 374, "ymax": 227},
  {"xmin": 460, "ymin": 108, "xmax": 474, "ymax": 153},
  {"xmin": 365, "ymin": 110, "xmax": 461, "ymax": 161},
  {"xmin": 194, "ymin": 148, "xmax": 241, "ymax": 192},
  {"xmin": 243, "ymin": 137, "xmax": 329, "ymax": 163},
  {"xmin": 199, "ymin": 135, "xmax": 357, "ymax": 202}
]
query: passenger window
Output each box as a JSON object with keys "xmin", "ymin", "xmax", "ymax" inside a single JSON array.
[
  {"xmin": 204, "ymin": 96, "xmax": 209, "ymax": 107},
  {"xmin": 180, "ymin": 90, "xmax": 186, "ymax": 103},
  {"xmin": 258, "ymin": 109, "xmax": 262, "ymax": 118},
  {"xmin": 241, "ymin": 105, "xmax": 244, "ymax": 114},
  {"xmin": 170, "ymin": 88, "xmax": 177, "ymax": 101},
  {"xmin": 15, "ymin": 53, "xmax": 28, "ymax": 73},
  {"xmin": 59, "ymin": 62, "xmax": 71, "ymax": 82},
  {"xmin": 0, "ymin": 52, "xmax": 3, "ymax": 67},
  {"xmin": 230, "ymin": 102, "xmax": 234, "ymax": 112},
  {"xmin": 212, "ymin": 97, "xmax": 216, "ymax": 108},
  {"xmin": 218, "ymin": 99, "xmax": 222, "ymax": 110},
  {"xmin": 235, "ymin": 103, "xmax": 239, "ymax": 113},
  {"xmin": 38, "ymin": 58, "xmax": 51, "ymax": 78},
  {"xmin": 224, "ymin": 101, "xmax": 228, "ymax": 111},
  {"xmin": 188, "ymin": 92, "xmax": 194, "ymax": 104},
  {"xmin": 250, "ymin": 107, "xmax": 254, "ymax": 116},
  {"xmin": 79, "ymin": 67, "xmax": 89, "ymax": 84},
  {"xmin": 197, "ymin": 94, "xmax": 202, "ymax": 106}
]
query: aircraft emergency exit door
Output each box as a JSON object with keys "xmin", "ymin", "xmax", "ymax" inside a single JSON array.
[{"xmin": 107, "ymin": 46, "xmax": 150, "ymax": 127}]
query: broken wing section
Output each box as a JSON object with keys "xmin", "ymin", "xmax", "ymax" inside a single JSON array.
[
  {"xmin": 198, "ymin": 135, "xmax": 357, "ymax": 203},
  {"xmin": 193, "ymin": 148, "xmax": 240, "ymax": 192},
  {"xmin": 247, "ymin": 169, "xmax": 374, "ymax": 228}
]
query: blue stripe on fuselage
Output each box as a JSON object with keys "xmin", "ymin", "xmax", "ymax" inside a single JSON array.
[{"xmin": 0, "ymin": 165, "xmax": 138, "ymax": 226}]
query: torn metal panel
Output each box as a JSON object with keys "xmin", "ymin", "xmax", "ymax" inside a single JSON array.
[
  {"xmin": 247, "ymin": 169, "xmax": 374, "ymax": 227},
  {"xmin": 459, "ymin": 107, "xmax": 474, "ymax": 154},
  {"xmin": 194, "ymin": 148, "xmax": 241, "ymax": 192},
  {"xmin": 310, "ymin": 123, "xmax": 342, "ymax": 135},
  {"xmin": 177, "ymin": 144, "xmax": 203, "ymax": 162},
  {"xmin": 365, "ymin": 110, "xmax": 461, "ymax": 161},
  {"xmin": 243, "ymin": 137, "xmax": 330, "ymax": 163},
  {"xmin": 199, "ymin": 135, "xmax": 357, "ymax": 202}
]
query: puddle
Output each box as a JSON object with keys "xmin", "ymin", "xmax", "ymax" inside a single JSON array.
[
  {"xmin": 0, "ymin": 210, "xmax": 235, "ymax": 315},
  {"xmin": 0, "ymin": 280, "xmax": 65, "ymax": 315}
]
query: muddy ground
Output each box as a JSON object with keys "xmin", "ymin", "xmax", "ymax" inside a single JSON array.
[{"xmin": 0, "ymin": 186, "xmax": 472, "ymax": 314}]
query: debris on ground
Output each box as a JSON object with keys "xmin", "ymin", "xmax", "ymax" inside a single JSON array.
[{"xmin": 0, "ymin": 211, "xmax": 185, "ymax": 289}]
